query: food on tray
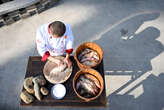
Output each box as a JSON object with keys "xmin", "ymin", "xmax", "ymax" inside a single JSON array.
[
  {"xmin": 40, "ymin": 87, "xmax": 49, "ymax": 95},
  {"xmin": 20, "ymin": 91, "xmax": 34, "ymax": 104},
  {"xmin": 21, "ymin": 75, "xmax": 49, "ymax": 104},
  {"xmin": 49, "ymin": 64, "xmax": 71, "ymax": 82},
  {"xmin": 78, "ymin": 48, "xmax": 100, "ymax": 66},
  {"xmin": 33, "ymin": 78, "xmax": 42, "ymax": 101},
  {"xmin": 50, "ymin": 61, "xmax": 68, "ymax": 73},
  {"xmin": 76, "ymin": 73, "xmax": 100, "ymax": 98},
  {"xmin": 33, "ymin": 75, "xmax": 46, "ymax": 86},
  {"xmin": 23, "ymin": 77, "xmax": 34, "ymax": 94}
]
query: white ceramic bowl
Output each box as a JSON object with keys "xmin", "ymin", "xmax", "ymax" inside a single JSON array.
[{"xmin": 51, "ymin": 84, "xmax": 66, "ymax": 99}]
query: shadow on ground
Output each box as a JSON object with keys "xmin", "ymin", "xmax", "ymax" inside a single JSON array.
[
  {"xmin": 94, "ymin": 12, "xmax": 163, "ymax": 74},
  {"xmin": 108, "ymin": 73, "xmax": 164, "ymax": 110},
  {"xmin": 94, "ymin": 12, "xmax": 164, "ymax": 110}
]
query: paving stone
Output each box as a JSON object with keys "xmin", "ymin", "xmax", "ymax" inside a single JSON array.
[
  {"xmin": 36, "ymin": 4, "xmax": 45, "ymax": 14},
  {"xmin": 0, "ymin": 21, "xmax": 4, "ymax": 27},
  {"xmin": 29, "ymin": 10, "xmax": 36, "ymax": 16},
  {"xmin": 20, "ymin": 12, "xmax": 30, "ymax": 19},
  {"xmin": 4, "ymin": 18, "xmax": 15, "ymax": 25},
  {"xmin": 12, "ymin": 15, "xmax": 20, "ymax": 21},
  {"xmin": 7, "ymin": 10, "xmax": 20, "ymax": 17},
  {"xmin": 26, "ymin": 4, "xmax": 36, "ymax": 10},
  {"xmin": 19, "ymin": 8, "xmax": 27, "ymax": 14}
]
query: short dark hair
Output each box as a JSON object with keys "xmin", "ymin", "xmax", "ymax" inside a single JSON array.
[{"xmin": 49, "ymin": 21, "xmax": 66, "ymax": 37}]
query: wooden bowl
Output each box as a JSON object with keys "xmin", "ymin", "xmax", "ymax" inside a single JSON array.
[
  {"xmin": 43, "ymin": 56, "xmax": 72, "ymax": 84},
  {"xmin": 74, "ymin": 42, "xmax": 104, "ymax": 69},
  {"xmin": 73, "ymin": 69, "xmax": 104, "ymax": 102}
]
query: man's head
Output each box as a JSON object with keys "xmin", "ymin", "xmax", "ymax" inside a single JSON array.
[{"xmin": 49, "ymin": 21, "xmax": 66, "ymax": 38}]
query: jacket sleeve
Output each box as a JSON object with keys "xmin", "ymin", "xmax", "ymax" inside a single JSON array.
[
  {"xmin": 36, "ymin": 28, "xmax": 47, "ymax": 57},
  {"xmin": 41, "ymin": 51, "xmax": 50, "ymax": 61},
  {"xmin": 65, "ymin": 24, "xmax": 74, "ymax": 54}
]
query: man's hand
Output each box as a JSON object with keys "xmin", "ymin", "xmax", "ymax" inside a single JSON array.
[
  {"xmin": 64, "ymin": 53, "xmax": 72, "ymax": 67},
  {"xmin": 64, "ymin": 57, "xmax": 72, "ymax": 67}
]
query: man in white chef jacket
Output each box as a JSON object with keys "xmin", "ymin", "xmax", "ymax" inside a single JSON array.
[{"xmin": 36, "ymin": 21, "xmax": 74, "ymax": 66}]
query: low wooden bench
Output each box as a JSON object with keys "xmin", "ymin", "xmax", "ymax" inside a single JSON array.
[{"xmin": 20, "ymin": 56, "xmax": 107, "ymax": 107}]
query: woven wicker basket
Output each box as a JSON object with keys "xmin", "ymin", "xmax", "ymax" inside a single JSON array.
[
  {"xmin": 74, "ymin": 42, "xmax": 104, "ymax": 69},
  {"xmin": 73, "ymin": 69, "xmax": 104, "ymax": 102}
]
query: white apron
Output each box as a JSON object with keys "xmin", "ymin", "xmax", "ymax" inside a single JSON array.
[{"xmin": 47, "ymin": 36, "xmax": 67, "ymax": 56}]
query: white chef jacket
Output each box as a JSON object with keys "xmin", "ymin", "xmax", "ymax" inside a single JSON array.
[{"xmin": 36, "ymin": 23, "xmax": 74, "ymax": 57}]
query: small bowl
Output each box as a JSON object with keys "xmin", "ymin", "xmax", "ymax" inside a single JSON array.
[{"xmin": 51, "ymin": 84, "xmax": 66, "ymax": 99}]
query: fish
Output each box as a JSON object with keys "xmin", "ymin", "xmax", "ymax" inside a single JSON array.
[
  {"xmin": 82, "ymin": 60, "xmax": 97, "ymax": 66},
  {"xmin": 81, "ymin": 52, "xmax": 93, "ymax": 59},
  {"xmin": 84, "ymin": 93, "xmax": 93, "ymax": 98},
  {"xmin": 80, "ymin": 57, "xmax": 95, "ymax": 63},
  {"xmin": 78, "ymin": 79, "xmax": 96, "ymax": 95},
  {"xmin": 50, "ymin": 62, "xmax": 67, "ymax": 74},
  {"xmin": 76, "ymin": 80, "xmax": 81, "ymax": 90},
  {"xmin": 84, "ymin": 74, "xmax": 101, "ymax": 88},
  {"xmin": 76, "ymin": 74, "xmax": 101, "ymax": 97},
  {"xmin": 79, "ymin": 75, "xmax": 99, "ymax": 94},
  {"xmin": 78, "ymin": 88, "xmax": 93, "ymax": 98},
  {"xmin": 79, "ymin": 89, "xmax": 85, "ymax": 96},
  {"xmin": 78, "ymin": 48, "xmax": 92, "ymax": 60},
  {"xmin": 92, "ymin": 53, "xmax": 99, "ymax": 61},
  {"xmin": 78, "ymin": 48, "xmax": 100, "ymax": 66}
]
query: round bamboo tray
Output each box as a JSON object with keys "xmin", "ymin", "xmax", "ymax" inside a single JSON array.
[
  {"xmin": 74, "ymin": 42, "xmax": 104, "ymax": 69},
  {"xmin": 43, "ymin": 56, "xmax": 72, "ymax": 84},
  {"xmin": 73, "ymin": 69, "xmax": 104, "ymax": 102}
]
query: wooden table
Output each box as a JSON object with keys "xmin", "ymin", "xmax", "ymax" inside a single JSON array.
[{"xmin": 20, "ymin": 56, "xmax": 107, "ymax": 107}]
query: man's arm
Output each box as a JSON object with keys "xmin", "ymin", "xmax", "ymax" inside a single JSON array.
[
  {"xmin": 36, "ymin": 28, "xmax": 47, "ymax": 57},
  {"xmin": 64, "ymin": 53, "xmax": 72, "ymax": 67},
  {"xmin": 64, "ymin": 24, "xmax": 74, "ymax": 66},
  {"xmin": 36, "ymin": 28, "xmax": 57, "ymax": 63},
  {"xmin": 65, "ymin": 24, "xmax": 74, "ymax": 52}
]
